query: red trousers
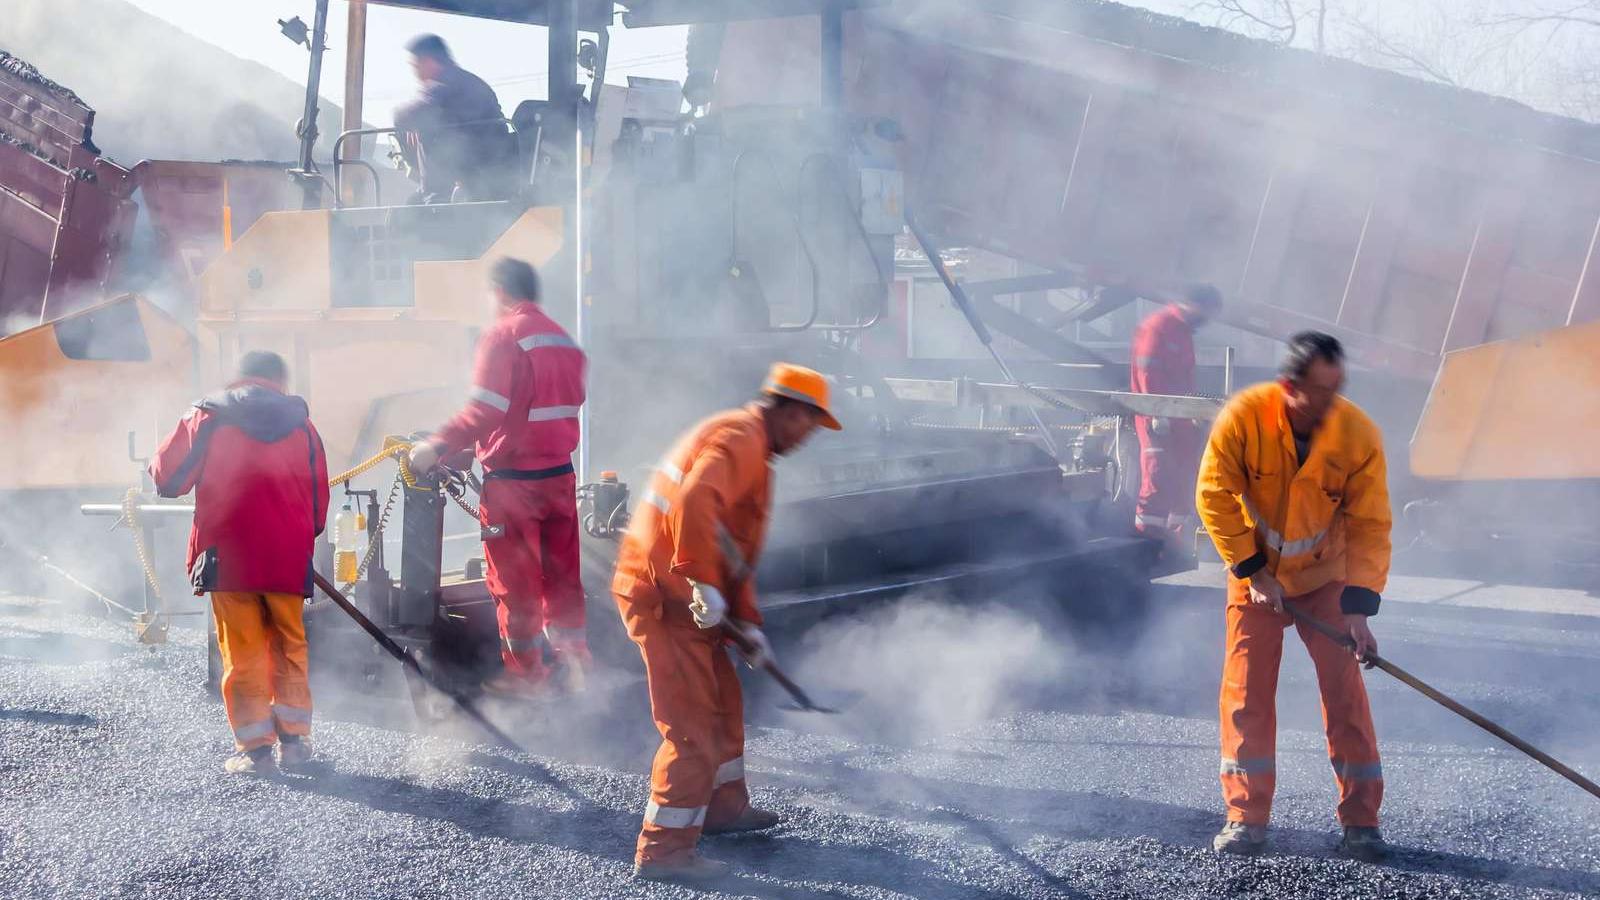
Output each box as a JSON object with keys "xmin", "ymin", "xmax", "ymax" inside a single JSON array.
[
  {"xmin": 1134, "ymin": 415, "xmax": 1201, "ymax": 540},
  {"xmin": 616, "ymin": 590, "xmax": 749, "ymax": 866},
  {"xmin": 1220, "ymin": 578, "xmax": 1383, "ymax": 827},
  {"xmin": 480, "ymin": 473, "xmax": 584, "ymax": 680}
]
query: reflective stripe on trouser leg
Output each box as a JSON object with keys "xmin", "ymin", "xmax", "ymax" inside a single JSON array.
[
  {"xmin": 262, "ymin": 592, "xmax": 312, "ymax": 737},
  {"xmin": 1291, "ymin": 581, "xmax": 1384, "ymax": 827},
  {"xmin": 1220, "ymin": 578, "xmax": 1286, "ymax": 825},
  {"xmin": 624, "ymin": 595, "xmax": 734, "ymax": 865},
  {"xmin": 705, "ymin": 651, "xmax": 750, "ymax": 831},
  {"xmin": 483, "ymin": 511, "xmax": 548, "ymax": 681},
  {"xmin": 211, "ymin": 592, "xmax": 278, "ymax": 751}
]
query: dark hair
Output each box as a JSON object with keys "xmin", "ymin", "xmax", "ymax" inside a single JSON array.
[
  {"xmin": 1185, "ymin": 283, "xmax": 1222, "ymax": 310},
  {"xmin": 1280, "ymin": 331, "xmax": 1344, "ymax": 381},
  {"xmin": 405, "ymin": 34, "xmax": 453, "ymax": 63},
  {"xmin": 238, "ymin": 350, "xmax": 288, "ymax": 384},
  {"xmin": 490, "ymin": 257, "xmax": 540, "ymax": 302}
]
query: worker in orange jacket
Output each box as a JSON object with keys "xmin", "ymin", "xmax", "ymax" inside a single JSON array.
[
  {"xmin": 1195, "ymin": 331, "xmax": 1391, "ymax": 861},
  {"xmin": 1131, "ymin": 283, "xmax": 1220, "ymax": 554},
  {"xmin": 613, "ymin": 364, "xmax": 841, "ymax": 884}
]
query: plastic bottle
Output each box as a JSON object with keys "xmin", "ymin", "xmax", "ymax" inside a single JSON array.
[{"xmin": 333, "ymin": 501, "xmax": 361, "ymax": 583}]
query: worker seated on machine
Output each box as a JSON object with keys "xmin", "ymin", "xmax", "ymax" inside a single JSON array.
[{"xmin": 394, "ymin": 34, "xmax": 514, "ymax": 204}]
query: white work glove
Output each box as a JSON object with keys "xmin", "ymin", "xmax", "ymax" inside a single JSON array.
[
  {"xmin": 408, "ymin": 441, "xmax": 441, "ymax": 474},
  {"xmin": 688, "ymin": 580, "xmax": 728, "ymax": 630},
  {"xmin": 731, "ymin": 620, "xmax": 775, "ymax": 670}
]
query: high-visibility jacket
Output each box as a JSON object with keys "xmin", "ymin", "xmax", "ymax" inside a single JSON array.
[
  {"xmin": 432, "ymin": 301, "xmax": 586, "ymax": 473},
  {"xmin": 1130, "ymin": 304, "xmax": 1196, "ymax": 397},
  {"xmin": 612, "ymin": 405, "xmax": 773, "ymax": 625},
  {"xmin": 1196, "ymin": 382, "xmax": 1392, "ymax": 615},
  {"xmin": 150, "ymin": 379, "xmax": 330, "ymax": 596}
]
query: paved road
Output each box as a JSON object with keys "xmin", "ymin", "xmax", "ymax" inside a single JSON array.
[{"xmin": 3, "ymin": 574, "xmax": 1599, "ymax": 899}]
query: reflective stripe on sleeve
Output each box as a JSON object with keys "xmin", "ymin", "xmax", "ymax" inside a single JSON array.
[
  {"xmin": 271, "ymin": 703, "xmax": 312, "ymax": 725},
  {"xmin": 644, "ymin": 801, "xmax": 707, "ymax": 829},
  {"xmin": 1220, "ymin": 756, "xmax": 1275, "ymax": 776},
  {"xmin": 641, "ymin": 489, "xmax": 671, "ymax": 515},
  {"xmin": 517, "ymin": 333, "xmax": 580, "ymax": 351},
  {"xmin": 469, "ymin": 386, "xmax": 511, "ymax": 412},
  {"xmin": 659, "ymin": 461, "xmax": 684, "ymax": 484},
  {"xmin": 528, "ymin": 405, "xmax": 582, "ymax": 422},
  {"xmin": 717, "ymin": 524, "xmax": 752, "ymax": 583},
  {"xmin": 713, "ymin": 756, "xmax": 745, "ymax": 787}
]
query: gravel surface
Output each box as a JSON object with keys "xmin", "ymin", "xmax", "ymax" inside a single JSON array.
[{"xmin": 3, "ymin": 582, "xmax": 1599, "ymax": 899}]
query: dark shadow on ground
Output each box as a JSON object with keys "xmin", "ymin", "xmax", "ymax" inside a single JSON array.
[
  {"xmin": 0, "ymin": 707, "xmax": 98, "ymax": 728},
  {"xmin": 279, "ymin": 765, "xmax": 1035, "ymax": 900},
  {"xmin": 764, "ymin": 749, "xmax": 1600, "ymax": 897}
]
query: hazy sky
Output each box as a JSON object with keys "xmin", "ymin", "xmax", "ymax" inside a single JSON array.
[{"xmin": 126, "ymin": 1, "xmax": 689, "ymax": 125}]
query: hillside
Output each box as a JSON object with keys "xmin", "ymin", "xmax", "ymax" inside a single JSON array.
[{"xmin": 0, "ymin": 0, "xmax": 343, "ymax": 165}]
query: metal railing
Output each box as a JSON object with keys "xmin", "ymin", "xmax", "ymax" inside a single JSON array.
[{"xmin": 332, "ymin": 117, "xmax": 518, "ymax": 209}]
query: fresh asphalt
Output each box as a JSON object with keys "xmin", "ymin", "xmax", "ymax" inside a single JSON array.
[{"xmin": 3, "ymin": 569, "xmax": 1598, "ymax": 899}]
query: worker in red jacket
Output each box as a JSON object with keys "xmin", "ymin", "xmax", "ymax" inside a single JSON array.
[
  {"xmin": 410, "ymin": 257, "xmax": 588, "ymax": 696},
  {"xmin": 1131, "ymin": 283, "xmax": 1222, "ymax": 553},
  {"xmin": 150, "ymin": 351, "xmax": 330, "ymax": 775}
]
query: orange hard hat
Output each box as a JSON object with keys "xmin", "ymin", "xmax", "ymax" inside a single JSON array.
[{"xmin": 761, "ymin": 363, "xmax": 842, "ymax": 430}]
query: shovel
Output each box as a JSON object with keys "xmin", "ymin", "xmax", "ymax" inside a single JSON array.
[
  {"xmin": 312, "ymin": 572, "xmax": 532, "ymax": 755},
  {"xmin": 720, "ymin": 622, "xmax": 841, "ymax": 714}
]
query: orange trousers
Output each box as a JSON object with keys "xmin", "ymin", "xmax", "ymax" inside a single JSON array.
[
  {"xmin": 211, "ymin": 592, "xmax": 313, "ymax": 752},
  {"xmin": 1220, "ymin": 578, "xmax": 1382, "ymax": 827},
  {"xmin": 616, "ymin": 591, "xmax": 749, "ymax": 865}
]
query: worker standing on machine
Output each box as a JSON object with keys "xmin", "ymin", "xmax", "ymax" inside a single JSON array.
[
  {"xmin": 1131, "ymin": 283, "xmax": 1222, "ymax": 556},
  {"xmin": 613, "ymin": 364, "xmax": 841, "ymax": 884},
  {"xmin": 394, "ymin": 34, "xmax": 512, "ymax": 203},
  {"xmin": 149, "ymin": 351, "xmax": 330, "ymax": 775},
  {"xmin": 1196, "ymin": 331, "xmax": 1391, "ymax": 861},
  {"xmin": 409, "ymin": 257, "xmax": 588, "ymax": 697}
]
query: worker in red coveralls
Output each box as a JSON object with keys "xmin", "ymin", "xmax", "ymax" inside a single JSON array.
[
  {"xmin": 410, "ymin": 258, "xmax": 588, "ymax": 697},
  {"xmin": 150, "ymin": 351, "xmax": 330, "ymax": 775},
  {"xmin": 1130, "ymin": 283, "xmax": 1222, "ymax": 555}
]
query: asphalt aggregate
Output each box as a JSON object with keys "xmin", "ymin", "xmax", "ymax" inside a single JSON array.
[{"xmin": 3, "ymin": 578, "xmax": 1599, "ymax": 899}]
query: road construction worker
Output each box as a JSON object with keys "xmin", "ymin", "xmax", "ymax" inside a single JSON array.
[
  {"xmin": 409, "ymin": 257, "xmax": 588, "ymax": 696},
  {"xmin": 394, "ymin": 34, "xmax": 513, "ymax": 203},
  {"xmin": 1196, "ymin": 331, "xmax": 1391, "ymax": 861},
  {"xmin": 1131, "ymin": 283, "xmax": 1221, "ymax": 555},
  {"xmin": 613, "ymin": 364, "xmax": 841, "ymax": 884},
  {"xmin": 149, "ymin": 351, "xmax": 330, "ymax": 775}
]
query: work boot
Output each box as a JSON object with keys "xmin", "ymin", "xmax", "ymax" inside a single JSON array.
[
  {"xmin": 703, "ymin": 807, "xmax": 781, "ymax": 836},
  {"xmin": 223, "ymin": 746, "xmax": 277, "ymax": 776},
  {"xmin": 277, "ymin": 735, "xmax": 314, "ymax": 769},
  {"xmin": 632, "ymin": 853, "xmax": 731, "ymax": 884},
  {"xmin": 1336, "ymin": 826, "xmax": 1389, "ymax": 862},
  {"xmin": 482, "ymin": 670, "xmax": 551, "ymax": 701},
  {"xmin": 1212, "ymin": 821, "xmax": 1268, "ymax": 856}
]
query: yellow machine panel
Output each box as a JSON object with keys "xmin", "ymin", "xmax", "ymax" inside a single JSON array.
[
  {"xmin": 0, "ymin": 296, "xmax": 195, "ymax": 490},
  {"xmin": 1411, "ymin": 318, "xmax": 1600, "ymax": 480},
  {"xmin": 191, "ymin": 205, "xmax": 567, "ymax": 467}
]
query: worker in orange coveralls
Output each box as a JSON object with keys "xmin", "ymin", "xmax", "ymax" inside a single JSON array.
[
  {"xmin": 410, "ymin": 257, "xmax": 588, "ymax": 697},
  {"xmin": 1131, "ymin": 283, "xmax": 1222, "ymax": 555},
  {"xmin": 612, "ymin": 364, "xmax": 841, "ymax": 884},
  {"xmin": 1196, "ymin": 331, "xmax": 1392, "ymax": 861},
  {"xmin": 150, "ymin": 351, "xmax": 330, "ymax": 775}
]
